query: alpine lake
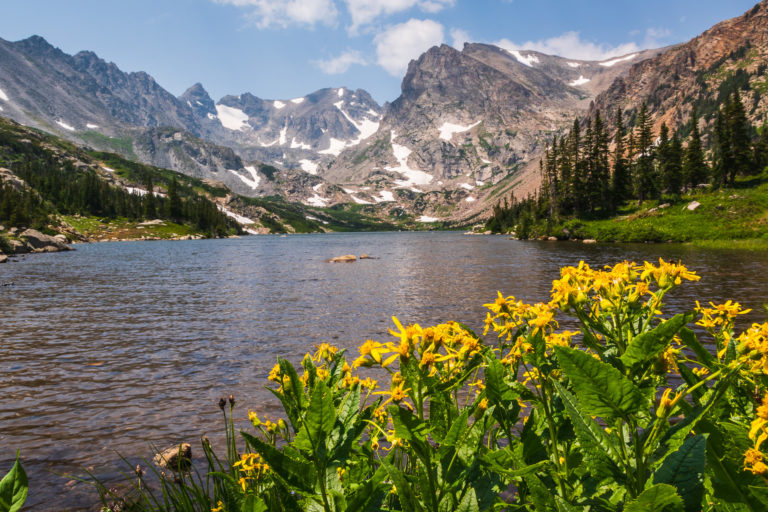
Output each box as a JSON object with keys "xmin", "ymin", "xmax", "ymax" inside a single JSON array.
[{"xmin": 2, "ymin": 231, "xmax": 768, "ymax": 510}]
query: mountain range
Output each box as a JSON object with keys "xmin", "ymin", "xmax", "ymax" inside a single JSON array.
[{"xmin": 0, "ymin": 1, "xmax": 766, "ymax": 225}]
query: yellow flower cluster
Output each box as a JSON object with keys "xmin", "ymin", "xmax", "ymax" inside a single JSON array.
[
  {"xmin": 233, "ymin": 452, "xmax": 270, "ymax": 491},
  {"xmin": 696, "ymin": 300, "xmax": 751, "ymax": 334},
  {"xmin": 550, "ymin": 259, "xmax": 699, "ymax": 313},
  {"xmin": 484, "ymin": 292, "xmax": 557, "ymax": 339},
  {"xmin": 736, "ymin": 323, "xmax": 768, "ymax": 374},
  {"xmin": 354, "ymin": 318, "xmax": 482, "ymax": 377}
]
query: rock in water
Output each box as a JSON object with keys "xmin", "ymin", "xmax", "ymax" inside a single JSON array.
[
  {"xmin": 20, "ymin": 229, "xmax": 71, "ymax": 252},
  {"xmin": 153, "ymin": 443, "xmax": 192, "ymax": 471},
  {"xmin": 0, "ymin": 255, "xmax": 7, "ymax": 263},
  {"xmin": 329, "ymin": 254, "xmax": 357, "ymax": 263}
]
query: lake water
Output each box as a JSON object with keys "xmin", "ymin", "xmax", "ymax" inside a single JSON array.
[{"xmin": 2, "ymin": 232, "xmax": 768, "ymax": 510}]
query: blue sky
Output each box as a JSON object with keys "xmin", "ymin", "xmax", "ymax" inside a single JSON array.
[{"xmin": 0, "ymin": 0, "xmax": 760, "ymax": 105}]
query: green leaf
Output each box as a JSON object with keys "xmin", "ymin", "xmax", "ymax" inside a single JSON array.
[
  {"xmin": 241, "ymin": 431, "xmax": 316, "ymax": 493},
  {"xmin": 621, "ymin": 313, "xmax": 693, "ymax": 368},
  {"xmin": 346, "ymin": 465, "xmax": 389, "ymax": 512},
  {"xmin": 653, "ymin": 435, "xmax": 706, "ymax": 512},
  {"xmin": 304, "ymin": 380, "xmax": 336, "ymax": 460},
  {"xmin": 554, "ymin": 345, "xmax": 648, "ymax": 420},
  {"xmin": 391, "ymin": 406, "xmax": 432, "ymax": 464},
  {"xmin": 456, "ymin": 487, "xmax": 479, "ymax": 512},
  {"xmin": 0, "ymin": 454, "xmax": 28, "ymax": 512},
  {"xmin": 678, "ymin": 327, "xmax": 715, "ymax": 368},
  {"xmin": 624, "ymin": 484, "xmax": 683, "ymax": 512},
  {"xmin": 241, "ymin": 495, "xmax": 269, "ymax": 512},
  {"xmin": 552, "ymin": 381, "xmax": 622, "ymax": 481},
  {"xmin": 521, "ymin": 471, "xmax": 556, "ymax": 511},
  {"xmin": 555, "ymin": 496, "xmax": 582, "ymax": 512},
  {"xmin": 384, "ymin": 462, "xmax": 423, "ymax": 512}
]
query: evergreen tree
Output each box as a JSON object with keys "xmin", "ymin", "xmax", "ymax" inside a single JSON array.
[
  {"xmin": 656, "ymin": 122, "xmax": 671, "ymax": 200},
  {"xmin": 611, "ymin": 110, "xmax": 630, "ymax": 210},
  {"xmin": 683, "ymin": 113, "xmax": 708, "ymax": 190},
  {"xmin": 144, "ymin": 174, "xmax": 156, "ymax": 219},
  {"xmin": 727, "ymin": 91, "xmax": 752, "ymax": 180},
  {"xmin": 666, "ymin": 134, "xmax": 684, "ymax": 198},
  {"xmin": 712, "ymin": 106, "xmax": 733, "ymax": 188},
  {"xmin": 167, "ymin": 176, "xmax": 182, "ymax": 221},
  {"xmin": 754, "ymin": 125, "xmax": 768, "ymax": 171},
  {"xmin": 632, "ymin": 104, "xmax": 656, "ymax": 204}
]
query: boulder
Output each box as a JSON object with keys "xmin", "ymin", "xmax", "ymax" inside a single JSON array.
[
  {"xmin": 20, "ymin": 229, "xmax": 71, "ymax": 252},
  {"xmin": 583, "ymin": 239, "xmax": 597, "ymax": 244},
  {"xmin": 8, "ymin": 239, "xmax": 30, "ymax": 254},
  {"xmin": 685, "ymin": 201, "xmax": 701, "ymax": 211},
  {"xmin": 547, "ymin": 236, "xmax": 558, "ymax": 241},
  {"xmin": 153, "ymin": 443, "xmax": 192, "ymax": 471},
  {"xmin": 360, "ymin": 254, "xmax": 378, "ymax": 259},
  {"xmin": 329, "ymin": 254, "xmax": 357, "ymax": 263},
  {"xmin": 0, "ymin": 255, "xmax": 7, "ymax": 263}
]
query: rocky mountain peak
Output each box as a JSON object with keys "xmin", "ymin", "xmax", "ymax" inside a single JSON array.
[{"xmin": 180, "ymin": 82, "xmax": 216, "ymax": 118}]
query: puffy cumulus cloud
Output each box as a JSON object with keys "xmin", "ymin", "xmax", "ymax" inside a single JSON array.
[
  {"xmin": 313, "ymin": 49, "xmax": 367, "ymax": 74},
  {"xmin": 450, "ymin": 28, "xmax": 470, "ymax": 49},
  {"xmin": 344, "ymin": 0, "xmax": 454, "ymax": 33},
  {"xmin": 494, "ymin": 31, "xmax": 640, "ymax": 62},
  {"xmin": 214, "ymin": 0, "xmax": 338, "ymax": 28},
  {"xmin": 374, "ymin": 18, "xmax": 444, "ymax": 76}
]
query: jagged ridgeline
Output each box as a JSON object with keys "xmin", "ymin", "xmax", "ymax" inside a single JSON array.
[{"xmin": 0, "ymin": 117, "xmax": 240, "ymax": 237}]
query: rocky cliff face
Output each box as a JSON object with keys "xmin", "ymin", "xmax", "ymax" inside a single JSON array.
[
  {"xmin": 0, "ymin": 35, "xmax": 382, "ymax": 202},
  {"xmin": 325, "ymin": 43, "xmax": 657, "ymax": 220},
  {"xmin": 589, "ymin": 1, "xmax": 768, "ymax": 137}
]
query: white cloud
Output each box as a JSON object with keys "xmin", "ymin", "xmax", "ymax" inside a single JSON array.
[
  {"xmin": 374, "ymin": 18, "xmax": 444, "ymax": 76},
  {"xmin": 215, "ymin": 0, "xmax": 338, "ymax": 28},
  {"xmin": 313, "ymin": 49, "xmax": 367, "ymax": 74},
  {"xmin": 450, "ymin": 28, "xmax": 470, "ymax": 49},
  {"xmin": 344, "ymin": 0, "xmax": 454, "ymax": 33},
  {"xmin": 495, "ymin": 31, "xmax": 640, "ymax": 61}
]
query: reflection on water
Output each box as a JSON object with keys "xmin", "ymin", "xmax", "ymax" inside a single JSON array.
[{"xmin": 1, "ymin": 232, "xmax": 767, "ymax": 510}]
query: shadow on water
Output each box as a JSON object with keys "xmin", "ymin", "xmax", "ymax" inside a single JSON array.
[{"xmin": 1, "ymin": 232, "xmax": 767, "ymax": 509}]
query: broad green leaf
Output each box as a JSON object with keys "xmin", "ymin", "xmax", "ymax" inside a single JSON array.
[
  {"xmin": 555, "ymin": 496, "xmax": 582, "ymax": 512},
  {"xmin": 456, "ymin": 487, "xmax": 479, "ymax": 512},
  {"xmin": 624, "ymin": 484, "xmax": 683, "ymax": 512},
  {"xmin": 383, "ymin": 462, "xmax": 423, "ymax": 512},
  {"xmin": 678, "ymin": 327, "xmax": 715, "ymax": 368},
  {"xmin": 554, "ymin": 345, "xmax": 648, "ymax": 420},
  {"xmin": 521, "ymin": 471, "xmax": 556, "ymax": 511},
  {"xmin": 653, "ymin": 435, "xmax": 706, "ymax": 512},
  {"xmin": 241, "ymin": 431, "xmax": 316, "ymax": 493},
  {"xmin": 553, "ymin": 381, "xmax": 622, "ymax": 481},
  {"xmin": 346, "ymin": 465, "xmax": 389, "ymax": 512},
  {"xmin": 0, "ymin": 455, "xmax": 27, "ymax": 512},
  {"xmin": 621, "ymin": 313, "xmax": 693, "ymax": 367},
  {"xmin": 241, "ymin": 495, "xmax": 269, "ymax": 512},
  {"xmin": 304, "ymin": 380, "xmax": 336, "ymax": 460}
]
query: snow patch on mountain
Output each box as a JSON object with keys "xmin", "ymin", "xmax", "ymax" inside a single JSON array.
[
  {"xmin": 418, "ymin": 215, "xmax": 439, "ymax": 223},
  {"xmin": 217, "ymin": 204, "xmax": 255, "ymax": 225},
  {"xmin": 56, "ymin": 120, "xmax": 75, "ymax": 131},
  {"xmin": 569, "ymin": 76, "xmax": 590, "ymax": 86},
  {"xmin": 300, "ymin": 159, "xmax": 319, "ymax": 174},
  {"xmin": 305, "ymin": 193, "xmax": 330, "ymax": 207},
  {"xmin": 459, "ymin": 183, "xmax": 474, "ymax": 190},
  {"xmin": 465, "ymin": 196, "xmax": 476, "ymax": 202},
  {"xmin": 506, "ymin": 50, "xmax": 539, "ymax": 67},
  {"xmin": 215, "ymin": 104, "xmax": 249, "ymax": 131},
  {"xmin": 273, "ymin": 100, "xmax": 286, "ymax": 109},
  {"xmin": 291, "ymin": 138, "xmax": 312, "ymax": 150},
  {"xmin": 374, "ymin": 190, "xmax": 395, "ymax": 202},
  {"xmin": 0, "ymin": 88, "xmax": 8, "ymax": 101},
  {"xmin": 86, "ymin": 123, "xmax": 99, "ymax": 129},
  {"xmin": 279, "ymin": 126, "xmax": 288, "ymax": 145},
  {"xmin": 337, "ymin": 88, "xmax": 344, "ymax": 97},
  {"xmin": 567, "ymin": 62, "xmax": 581, "ymax": 68},
  {"xmin": 319, "ymin": 138, "xmax": 347, "ymax": 156},
  {"xmin": 600, "ymin": 54, "xmax": 637, "ymax": 67},
  {"xmin": 438, "ymin": 120, "xmax": 481, "ymax": 141},
  {"xmin": 386, "ymin": 132, "xmax": 434, "ymax": 187},
  {"xmin": 351, "ymin": 195, "xmax": 372, "ymax": 205},
  {"xmin": 228, "ymin": 166, "xmax": 261, "ymax": 190},
  {"xmin": 291, "ymin": 97, "xmax": 305, "ymax": 104}
]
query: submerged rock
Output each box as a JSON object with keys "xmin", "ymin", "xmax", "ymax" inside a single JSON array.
[
  {"xmin": 153, "ymin": 443, "xmax": 192, "ymax": 471},
  {"xmin": 329, "ymin": 254, "xmax": 357, "ymax": 263}
]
